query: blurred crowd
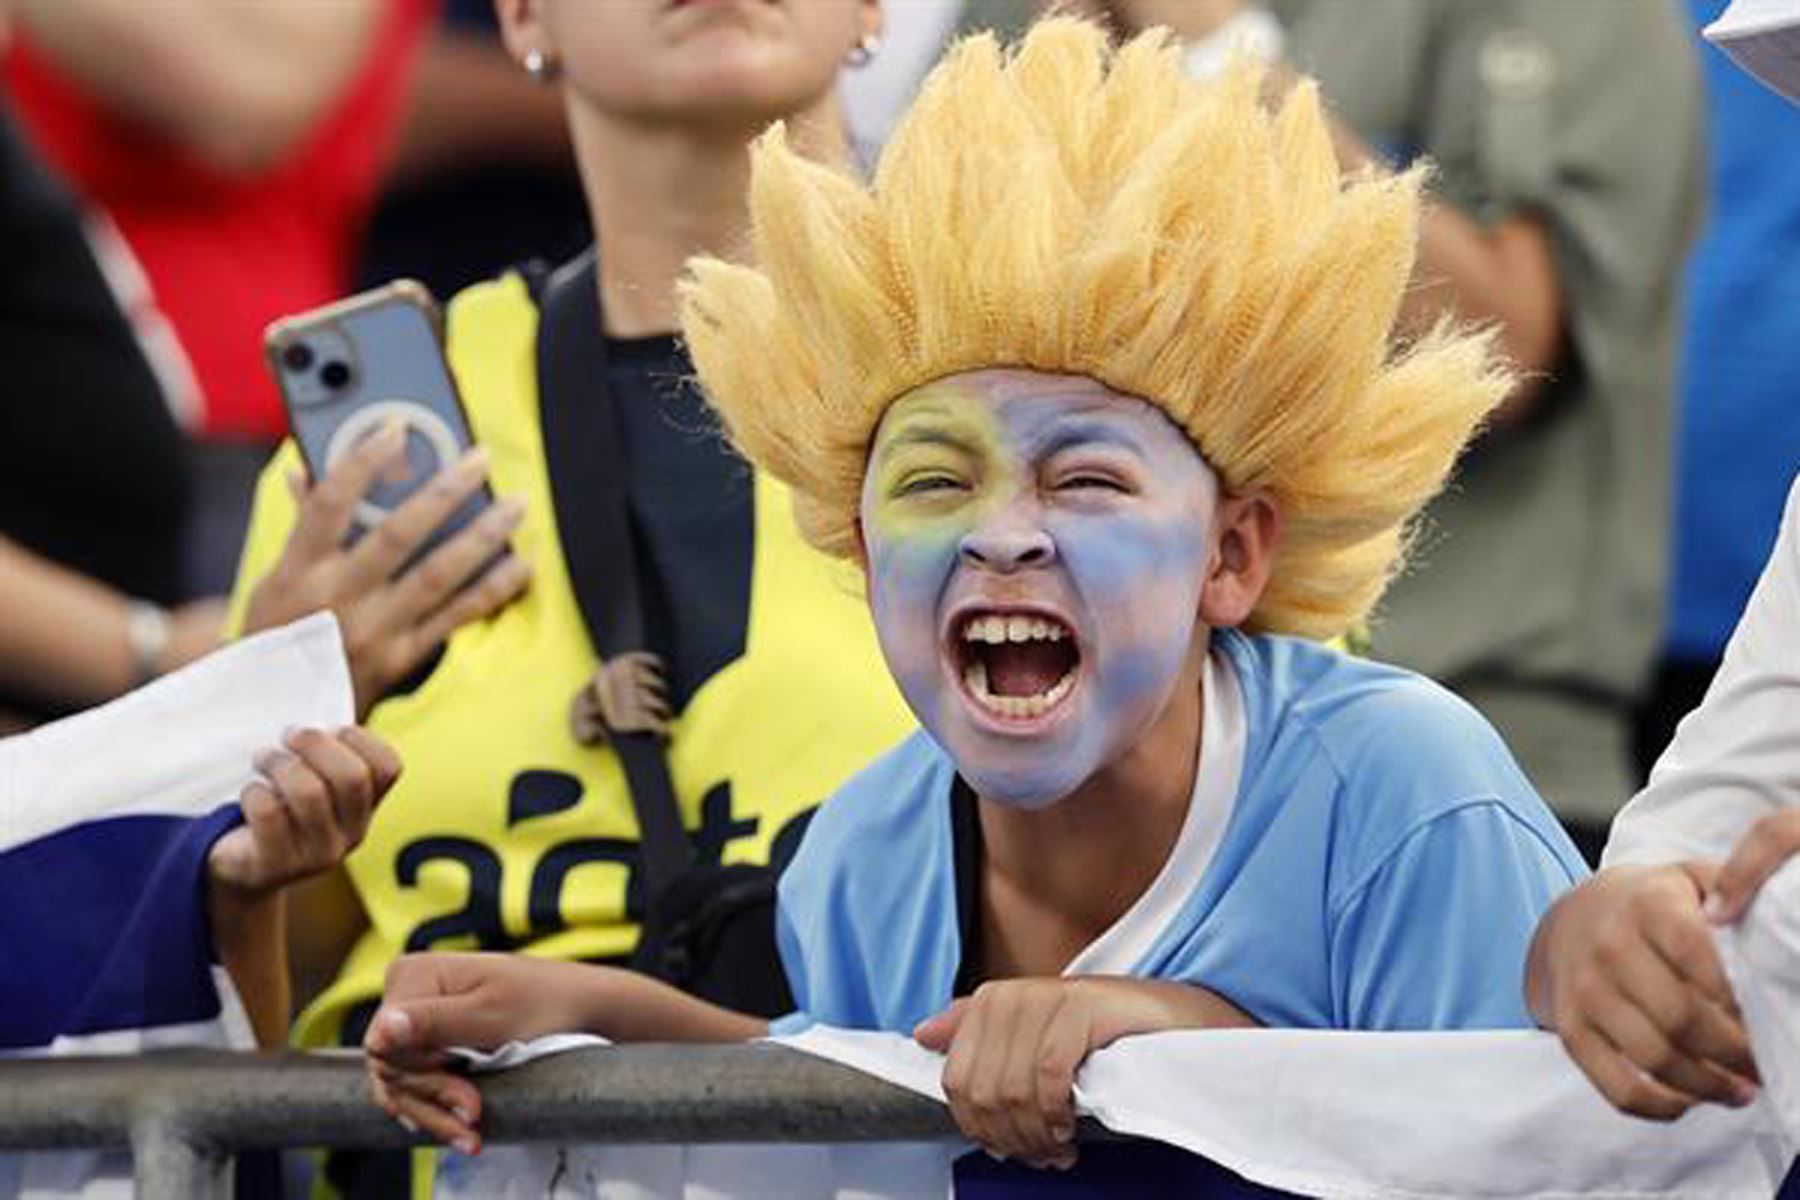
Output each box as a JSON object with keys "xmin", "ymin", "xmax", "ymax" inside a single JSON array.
[{"xmin": 3, "ymin": 0, "xmax": 1799, "ymax": 1186}]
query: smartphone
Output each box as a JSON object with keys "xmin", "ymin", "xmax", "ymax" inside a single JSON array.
[{"xmin": 265, "ymin": 280, "xmax": 492, "ymax": 566}]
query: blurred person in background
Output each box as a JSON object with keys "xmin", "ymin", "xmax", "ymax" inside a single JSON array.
[
  {"xmin": 2, "ymin": 0, "xmax": 435, "ymax": 599},
  {"xmin": 354, "ymin": 0, "xmax": 1022, "ymax": 296},
  {"xmin": 1634, "ymin": 0, "xmax": 1800, "ymax": 778},
  {"xmin": 1087, "ymin": 0, "xmax": 1701, "ymax": 862},
  {"xmin": 0, "ymin": 9, "xmax": 221, "ymax": 730},
  {"xmin": 353, "ymin": 0, "xmax": 588, "ymax": 298},
  {"xmin": 227, "ymin": 1, "xmax": 914, "ymax": 1192}
]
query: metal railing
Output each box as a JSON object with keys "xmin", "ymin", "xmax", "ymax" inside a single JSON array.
[{"xmin": 0, "ymin": 1044, "xmax": 969, "ymax": 1199}]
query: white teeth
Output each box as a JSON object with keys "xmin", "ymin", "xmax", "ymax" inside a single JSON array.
[
  {"xmin": 975, "ymin": 689, "xmax": 1061, "ymax": 720},
  {"xmin": 960, "ymin": 613, "xmax": 1072, "ymax": 644},
  {"xmin": 965, "ymin": 658, "xmax": 991, "ymax": 700},
  {"xmin": 960, "ymin": 657, "xmax": 1077, "ymax": 720},
  {"xmin": 956, "ymin": 611, "xmax": 1079, "ymax": 719}
]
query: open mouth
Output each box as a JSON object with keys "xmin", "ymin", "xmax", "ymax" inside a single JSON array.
[{"xmin": 954, "ymin": 610, "xmax": 1081, "ymax": 722}]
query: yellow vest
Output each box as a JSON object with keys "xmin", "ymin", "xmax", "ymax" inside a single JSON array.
[{"xmin": 227, "ymin": 273, "xmax": 915, "ymax": 1049}]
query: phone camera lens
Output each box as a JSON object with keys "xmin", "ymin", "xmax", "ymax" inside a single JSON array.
[
  {"xmin": 320, "ymin": 361, "xmax": 352, "ymax": 390},
  {"xmin": 281, "ymin": 342, "xmax": 314, "ymax": 373}
]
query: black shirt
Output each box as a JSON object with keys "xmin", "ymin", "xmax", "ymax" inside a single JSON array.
[
  {"xmin": 0, "ymin": 103, "xmax": 189, "ymax": 719},
  {"xmin": 0, "ymin": 104, "xmax": 187, "ymax": 608},
  {"xmin": 598, "ymin": 332, "xmax": 754, "ymax": 712}
]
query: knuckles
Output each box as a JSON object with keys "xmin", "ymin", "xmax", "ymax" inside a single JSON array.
[
  {"xmin": 1637, "ymin": 1036, "xmax": 1680, "ymax": 1078},
  {"xmin": 369, "ymin": 518, "xmax": 415, "ymax": 562},
  {"xmin": 997, "ymin": 1081, "xmax": 1034, "ymax": 1109}
]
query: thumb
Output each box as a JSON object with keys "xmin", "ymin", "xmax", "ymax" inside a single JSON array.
[
  {"xmin": 913, "ymin": 998, "xmax": 969, "ymax": 1052},
  {"xmin": 372, "ymin": 974, "xmax": 520, "ymax": 1065},
  {"xmin": 206, "ymin": 783, "xmax": 288, "ymax": 893},
  {"xmin": 205, "ymin": 824, "xmax": 257, "ymax": 889},
  {"xmin": 366, "ymin": 997, "xmax": 485, "ymax": 1068}
]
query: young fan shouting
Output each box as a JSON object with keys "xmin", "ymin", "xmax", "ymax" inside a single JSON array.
[{"xmin": 364, "ymin": 17, "xmax": 1587, "ymax": 1172}]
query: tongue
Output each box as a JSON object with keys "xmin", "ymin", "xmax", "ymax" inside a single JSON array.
[{"xmin": 983, "ymin": 641, "xmax": 1074, "ymax": 698}]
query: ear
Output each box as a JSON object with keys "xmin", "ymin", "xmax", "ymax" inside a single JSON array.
[
  {"xmin": 1198, "ymin": 490, "xmax": 1281, "ymax": 630},
  {"xmin": 860, "ymin": 0, "xmax": 885, "ymax": 42},
  {"xmin": 852, "ymin": 518, "xmax": 872, "ymax": 590},
  {"xmin": 493, "ymin": 0, "xmax": 548, "ymax": 66}
]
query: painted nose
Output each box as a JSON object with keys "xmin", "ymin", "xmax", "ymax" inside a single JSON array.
[{"xmin": 959, "ymin": 510, "xmax": 1056, "ymax": 572}]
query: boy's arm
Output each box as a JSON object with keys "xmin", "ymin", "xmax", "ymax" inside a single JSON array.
[
  {"xmin": 376, "ymin": 952, "xmax": 768, "ymax": 1047},
  {"xmin": 365, "ymin": 952, "xmax": 767, "ymax": 1153}
]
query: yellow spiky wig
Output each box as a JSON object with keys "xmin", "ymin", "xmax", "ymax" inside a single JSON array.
[{"xmin": 678, "ymin": 16, "xmax": 1510, "ymax": 639}]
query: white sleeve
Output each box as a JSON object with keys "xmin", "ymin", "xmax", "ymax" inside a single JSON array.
[{"xmin": 1604, "ymin": 473, "xmax": 1800, "ymax": 867}]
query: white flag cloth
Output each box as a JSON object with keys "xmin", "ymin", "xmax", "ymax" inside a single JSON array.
[
  {"xmin": 0, "ymin": 613, "xmax": 353, "ymax": 1199},
  {"xmin": 438, "ymin": 880, "xmax": 1800, "ymax": 1200},
  {"xmin": 0, "ymin": 610, "xmax": 351, "ymax": 860},
  {"xmin": 1721, "ymin": 861, "xmax": 1800, "ymax": 1157}
]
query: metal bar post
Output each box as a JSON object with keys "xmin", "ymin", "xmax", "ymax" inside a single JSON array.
[{"xmin": 131, "ymin": 1114, "xmax": 229, "ymax": 1200}]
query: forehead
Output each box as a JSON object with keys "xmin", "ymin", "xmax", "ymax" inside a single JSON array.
[{"xmin": 874, "ymin": 369, "xmax": 1197, "ymax": 458}]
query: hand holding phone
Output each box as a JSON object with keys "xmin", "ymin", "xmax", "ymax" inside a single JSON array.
[{"xmin": 243, "ymin": 283, "xmax": 533, "ymax": 716}]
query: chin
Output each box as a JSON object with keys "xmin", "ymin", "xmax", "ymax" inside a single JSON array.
[
  {"xmin": 662, "ymin": 46, "xmax": 827, "ymax": 114},
  {"xmin": 938, "ymin": 729, "xmax": 1090, "ymax": 812}
]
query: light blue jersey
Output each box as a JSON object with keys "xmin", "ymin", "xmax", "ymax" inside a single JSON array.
[{"xmin": 774, "ymin": 631, "xmax": 1587, "ymax": 1035}]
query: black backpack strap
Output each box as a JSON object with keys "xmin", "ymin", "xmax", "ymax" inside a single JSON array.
[{"xmin": 533, "ymin": 252, "xmax": 694, "ymax": 895}]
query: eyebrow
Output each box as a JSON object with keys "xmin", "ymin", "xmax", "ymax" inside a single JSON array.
[
  {"xmin": 1036, "ymin": 420, "xmax": 1149, "ymax": 460},
  {"xmin": 875, "ymin": 424, "xmax": 980, "ymax": 464}
]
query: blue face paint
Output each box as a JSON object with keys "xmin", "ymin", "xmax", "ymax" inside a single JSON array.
[{"xmin": 860, "ymin": 369, "xmax": 1219, "ymax": 810}]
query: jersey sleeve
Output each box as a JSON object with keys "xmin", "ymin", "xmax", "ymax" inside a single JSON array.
[
  {"xmin": 1329, "ymin": 802, "xmax": 1581, "ymax": 1030},
  {"xmin": 222, "ymin": 440, "xmax": 305, "ymax": 640},
  {"xmin": 1606, "ymin": 474, "xmax": 1800, "ymax": 867}
]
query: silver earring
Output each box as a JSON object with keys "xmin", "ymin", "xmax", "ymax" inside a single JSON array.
[
  {"xmin": 846, "ymin": 33, "xmax": 881, "ymax": 69},
  {"xmin": 523, "ymin": 48, "xmax": 560, "ymax": 84}
]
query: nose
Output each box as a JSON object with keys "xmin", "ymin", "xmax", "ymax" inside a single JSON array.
[{"xmin": 959, "ymin": 506, "xmax": 1056, "ymax": 572}]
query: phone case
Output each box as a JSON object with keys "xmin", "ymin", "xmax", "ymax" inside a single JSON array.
[{"xmin": 264, "ymin": 280, "xmax": 492, "ymax": 565}]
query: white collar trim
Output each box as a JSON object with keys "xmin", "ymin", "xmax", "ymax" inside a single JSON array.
[{"xmin": 1062, "ymin": 647, "xmax": 1246, "ymax": 977}]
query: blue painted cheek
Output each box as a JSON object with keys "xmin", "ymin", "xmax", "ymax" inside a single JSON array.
[
  {"xmin": 865, "ymin": 522, "xmax": 965, "ymax": 725},
  {"xmin": 1053, "ymin": 512, "xmax": 1208, "ymax": 718},
  {"xmin": 1054, "ymin": 511, "xmax": 1206, "ymax": 618},
  {"xmin": 867, "ymin": 525, "xmax": 961, "ymax": 624}
]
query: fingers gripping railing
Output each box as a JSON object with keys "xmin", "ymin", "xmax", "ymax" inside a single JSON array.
[{"xmin": 0, "ymin": 1044, "xmax": 962, "ymax": 1200}]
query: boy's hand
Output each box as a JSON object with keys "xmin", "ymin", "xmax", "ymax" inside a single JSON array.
[
  {"xmin": 914, "ymin": 977, "xmax": 1255, "ymax": 1170},
  {"xmin": 206, "ymin": 726, "xmax": 399, "ymax": 896},
  {"xmin": 1526, "ymin": 864, "xmax": 1758, "ymax": 1119},
  {"xmin": 241, "ymin": 424, "xmax": 531, "ymax": 718},
  {"xmin": 365, "ymin": 953, "xmax": 597, "ymax": 1155}
]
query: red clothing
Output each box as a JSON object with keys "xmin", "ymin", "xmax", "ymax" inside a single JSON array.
[{"xmin": 4, "ymin": 0, "xmax": 434, "ymax": 443}]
